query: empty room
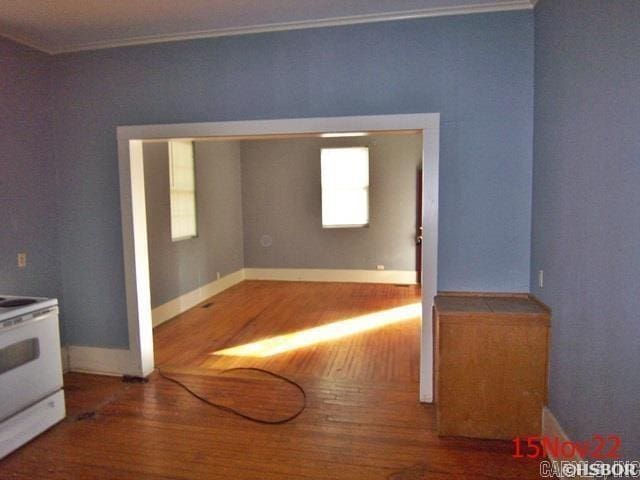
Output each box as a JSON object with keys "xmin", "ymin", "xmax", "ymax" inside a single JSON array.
[
  {"xmin": 1, "ymin": 1, "xmax": 638, "ymax": 479},
  {"xmin": 144, "ymin": 132, "xmax": 424, "ymax": 381}
]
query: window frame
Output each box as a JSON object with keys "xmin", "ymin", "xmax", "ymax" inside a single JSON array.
[{"xmin": 168, "ymin": 140, "xmax": 198, "ymax": 242}]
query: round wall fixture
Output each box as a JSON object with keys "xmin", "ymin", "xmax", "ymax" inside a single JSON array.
[{"xmin": 260, "ymin": 235, "xmax": 273, "ymax": 247}]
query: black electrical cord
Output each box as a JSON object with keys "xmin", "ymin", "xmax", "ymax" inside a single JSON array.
[{"xmin": 156, "ymin": 367, "xmax": 306, "ymax": 425}]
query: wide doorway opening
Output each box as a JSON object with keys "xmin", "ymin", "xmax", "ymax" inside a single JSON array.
[{"xmin": 117, "ymin": 114, "xmax": 439, "ymax": 402}]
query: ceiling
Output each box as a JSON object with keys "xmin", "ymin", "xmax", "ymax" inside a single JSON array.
[{"xmin": 0, "ymin": 0, "xmax": 534, "ymax": 54}]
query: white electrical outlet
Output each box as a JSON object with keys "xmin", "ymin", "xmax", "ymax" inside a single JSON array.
[
  {"xmin": 216, "ymin": 272, "xmax": 221, "ymax": 280},
  {"xmin": 376, "ymin": 265, "xmax": 385, "ymax": 270},
  {"xmin": 538, "ymin": 270, "xmax": 544, "ymax": 288},
  {"xmin": 17, "ymin": 253, "xmax": 27, "ymax": 268}
]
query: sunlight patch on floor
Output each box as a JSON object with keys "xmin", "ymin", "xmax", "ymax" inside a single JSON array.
[{"xmin": 211, "ymin": 302, "xmax": 421, "ymax": 357}]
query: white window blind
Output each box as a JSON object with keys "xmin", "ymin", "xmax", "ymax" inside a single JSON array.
[
  {"xmin": 168, "ymin": 140, "xmax": 197, "ymax": 241},
  {"xmin": 321, "ymin": 147, "xmax": 369, "ymax": 228}
]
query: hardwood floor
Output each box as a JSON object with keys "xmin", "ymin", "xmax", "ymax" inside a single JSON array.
[
  {"xmin": 0, "ymin": 281, "xmax": 542, "ymax": 479},
  {"xmin": 154, "ymin": 281, "xmax": 422, "ymax": 383}
]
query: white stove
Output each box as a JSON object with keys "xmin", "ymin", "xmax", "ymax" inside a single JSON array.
[
  {"xmin": 0, "ymin": 296, "xmax": 58, "ymax": 323},
  {"xmin": 0, "ymin": 295, "xmax": 66, "ymax": 459}
]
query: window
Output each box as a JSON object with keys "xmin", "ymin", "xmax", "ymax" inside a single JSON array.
[
  {"xmin": 168, "ymin": 140, "xmax": 197, "ymax": 241},
  {"xmin": 321, "ymin": 147, "xmax": 369, "ymax": 228}
]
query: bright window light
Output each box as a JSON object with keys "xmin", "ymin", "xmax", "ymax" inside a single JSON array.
[
  {"xmin": 168, "ymin": 140, "xmax": 197, "ymax": 241},
  {"xmin": 321, "ymin": 147, "xmax": 369, "ymax": 228},
  {"xmin": 320, "ymin": 132, "xmax": 368, "ymax": 138}
]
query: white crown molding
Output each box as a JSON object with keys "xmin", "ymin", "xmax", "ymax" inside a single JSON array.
[{"xmin": 10, "ymin": 1, "xmax": 532, "ymax": 55}]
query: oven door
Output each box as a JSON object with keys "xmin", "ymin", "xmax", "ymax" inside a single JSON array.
[{"xmin": 0, "ymin": 307, "xmax": 63, "ymax": 422}]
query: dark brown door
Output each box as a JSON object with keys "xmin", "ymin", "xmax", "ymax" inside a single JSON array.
[{"xmin": 416, "ymin": 169, "xmax": 423, "ymax": 284}]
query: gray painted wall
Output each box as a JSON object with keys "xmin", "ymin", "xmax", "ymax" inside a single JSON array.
[
  {"xmin": 144, "ymin": 134, "xmax": 420, "ymax": 306},
  {"xmin": 241, "ymin": 134, "xmax": 422, "ymax": 271},
  {"xmin": 532, "ymin": 0, "xmax": 640, "ymax": 458},
  {"xmin": 48, "ymin": 12, "xmax": 533, "ymax": 347},
  {"xmin": 0, "ymin": 38, "xmax": 61, "ymax": 318},
  {"xmin": 143, "ymin": 140, "xmax": 244, "ymax": 308}
]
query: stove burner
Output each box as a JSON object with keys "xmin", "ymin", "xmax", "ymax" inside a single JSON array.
[{"xmin": 0, "ymin": 298, "xmax": 38, "ymax": 308}]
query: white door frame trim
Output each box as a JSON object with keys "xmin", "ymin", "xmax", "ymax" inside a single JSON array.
[{"xmin": 117, "ymin": 113, "xmax": 439, "ymax": 402}]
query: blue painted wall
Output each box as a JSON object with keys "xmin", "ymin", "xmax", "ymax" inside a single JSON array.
[
  {"xmin": 532, "ymin": 0, "xmax": 640, "ymax": 458},
  {"xmin": 49, "ymin": 11, "xmax": 534, "ymax": 348},
  {"xmin": 0, "ymin": 38, "xmax": 61, "ymax": 309},
  {"xmin": 5, "ymin": 3, "xmax": 638, "ymax": 456}
]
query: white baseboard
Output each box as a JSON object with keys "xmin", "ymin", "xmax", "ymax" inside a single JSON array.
[
  {"xmin": 152, "ymin": 268, "xmax": 416, "ymax": 328},
  {"xmin": 243, "ymin": 268, "xmax": 418, "ymax": 284},
  {"xmin": 151, "ymin": 269, "xmax": 245, "ymax": 327},
  {"xmin": 542, "ymin": 407, "xmax": 582, "ymax": 460},
  {"xmin": 542, "ymin": 407, "xmax": 588, "ymax": 479},
  {"xmin": 67, "ymin": 346, "xmax": 132, "ymax": 377},
  {"xmin": 64, "ymin": 267, "xmax": 415, "ymax": 377}
]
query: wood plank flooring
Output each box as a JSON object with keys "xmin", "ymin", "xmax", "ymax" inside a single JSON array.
[
  {"xmin": 0, "ymin": 281, "xmax": 542, "ymax": 479},
  {"xmin": 154, "ymin": 281, "xmax": 422, "ymax": 383}
]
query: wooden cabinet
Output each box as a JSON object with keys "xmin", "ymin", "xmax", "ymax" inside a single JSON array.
[{"xmin": 434, "ymin": 293, "xmax": 550, "ymax": 440}]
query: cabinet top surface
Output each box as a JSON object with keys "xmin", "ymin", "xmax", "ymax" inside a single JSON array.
[{"xmin": 434, "ymin": 294, "xmax": 548, "ymax": 316}]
